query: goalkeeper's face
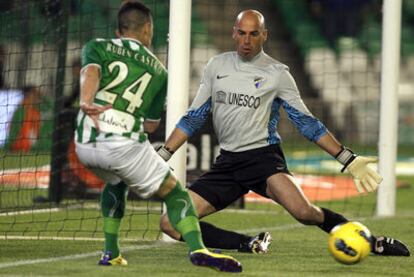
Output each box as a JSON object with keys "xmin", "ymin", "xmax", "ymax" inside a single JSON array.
[{"xmin": 233, "ymin": 10, "xmax": 268, "ymax": 61}]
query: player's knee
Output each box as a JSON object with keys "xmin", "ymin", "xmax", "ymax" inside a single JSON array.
[
  {"xmin": 188, "ymin": 190, "xmax": 215, "ymax": 218},
  {"xmin": 101, "ymin": 182, "xmax": 127, "ymax": 218},
  {"xmin": 157, "ymin": 173, "xmax": 178, "ymax": 198}
]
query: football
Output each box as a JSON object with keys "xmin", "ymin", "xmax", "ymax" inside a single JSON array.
[{"xmin": 328, "ymin": 221, "xmax": 372, "ymax": 265}]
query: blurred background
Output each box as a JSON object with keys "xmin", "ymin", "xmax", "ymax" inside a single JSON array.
[{"xmin": 0, "ymin": 0, "xmax": 413, "ymax": 239}]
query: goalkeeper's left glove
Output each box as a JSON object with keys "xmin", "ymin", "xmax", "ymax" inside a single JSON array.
[{"xmin": 335, "ymin": 147, "xmax": 383, "ymax": 193}]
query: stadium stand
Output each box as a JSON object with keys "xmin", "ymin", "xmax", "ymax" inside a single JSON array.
[{"xmin": 270, "ymin": 0, "xmax": 414, "ymax": 143}]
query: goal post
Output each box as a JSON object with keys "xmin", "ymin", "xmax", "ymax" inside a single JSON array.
[
  {"xmin": 377, "ymin": 0, "xmax": 402, "ymax": 217},
  {"xmin": 166, "ymin": 0, "xmax": 192, "ymax": 185},
  {"xmin": 162, "ymin": 0, "xmax": 192, "ymax": 242}
]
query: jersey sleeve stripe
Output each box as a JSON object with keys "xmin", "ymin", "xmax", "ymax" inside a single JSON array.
[
  {"xmin": 176, "ymin": 97, "xmax": 212, "ymax": 137},
  {"xmin": 281, "ymin": 99, "xmax": 328, "ymax": 142},
  {"xmin": 267, "ymin": 99, "xmax": 282, "ymax": 145}
]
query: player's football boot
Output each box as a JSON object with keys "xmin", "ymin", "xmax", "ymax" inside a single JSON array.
[
  {"xmin": 98, "ymin": 251, "xmax": 128, "ymax": 266},
  {"xmin": 238, "ymin": 232, "xmax": 272, "ymax": 254},
  {"xmin": 189, "ymin": 249, "xmax": 242, "ymax": 273},
  {"xmin": 372, "ymin": 236, "xmax": 410, "ymax": 256}
]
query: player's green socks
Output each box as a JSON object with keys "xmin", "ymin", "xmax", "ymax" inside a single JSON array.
[
  {"xmin": 163, "ymin": 182, "xmax": 205, "ymax": 252},
  {"xmin": 101, "ymin": 182, "xmax": 128, "ymax": 257},
  {"xmin": 103, "ymin": 217, "xmax": 121, "ymax": 257}
]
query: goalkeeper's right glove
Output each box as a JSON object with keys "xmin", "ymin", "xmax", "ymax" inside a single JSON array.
[
  {"xmin": 156, "ymin": 145, "xmax": 174, "ymax": 161},
  {"xmin": 335, "ymin": 146, "xmax": 383, "ymax": 193}
]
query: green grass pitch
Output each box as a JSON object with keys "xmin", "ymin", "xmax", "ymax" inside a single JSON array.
[{"xmin": 0, "ymin": 178, "xmax": 413, "ymax": 276}]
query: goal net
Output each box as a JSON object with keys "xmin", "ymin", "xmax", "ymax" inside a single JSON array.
[
  {"xmin": 0, "ymin": 0, "xmax": 171, "ymax": 241},
  {"xmin": 1, "ymin": 0, "xmax": 413, "ymax": 241}
]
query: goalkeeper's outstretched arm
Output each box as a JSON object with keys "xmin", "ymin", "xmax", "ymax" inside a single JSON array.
[
  {"xmin": 156, "ymin": 127, "xmax": 189, "ymax": 161},
  {"xmin": 315, "ymin": 132, "xmax": 383, "ymax": 193}
]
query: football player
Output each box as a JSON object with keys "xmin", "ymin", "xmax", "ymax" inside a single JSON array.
[
  {"xmin": 75, "ymin": 1, "xmax": 242, "ymax": 272},
  {"xmin": 158, "ymin": 9, "xmax": 410, "ymax": 258}
]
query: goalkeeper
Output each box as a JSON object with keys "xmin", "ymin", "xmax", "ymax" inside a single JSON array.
[
  {"xmin": 158, "ymin": 9, "xmax": 410, "ymax": 257},
  {"xmin": 74, "ymin": 1, "xmax": 242, "ymax": 272}
]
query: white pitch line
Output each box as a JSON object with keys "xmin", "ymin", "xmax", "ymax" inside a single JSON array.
[
  {"xmin": 0, "ymin": 222, "xmax": 304, "ymax": 270},
  {"xmin": 0, "ymin": 241, "xmax": 166, "ymax": 269},
  {"xmin": 236, "ymin": 213, "xmax": 414, "ymax": 234},
  {"xmin": 237, "ymin": 222, "xmax": 304, "ymax": 234},
  {"xmin": 0, "ymin": 205, "xmax": 279, "ymax": 218},
  {"xmin": 0, "ymin": 208, "xmax": 60, "ymax": 217},
  {"xmin": 0, "ymin": 235, "xmax": 143, "ymax": 242},
  {"xmin": 0, "ymin": 223, "xmax": 303, "ymax": 270},
  {"xmin": 237, "ymin": 216, "xmax": 373, "ymax": 234},
  {"xmin": 1, "ymin": 212, "xmax": 413, "ymax": 270}
]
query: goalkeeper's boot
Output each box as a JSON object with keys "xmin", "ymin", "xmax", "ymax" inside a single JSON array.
[
  {"xmin": 98, "ymin": 251, "xmax": 128, "ymax": 266},
  {"xmin": 238, "ymin": 232, "xmax": 272, "ymax": 254},
  {"xmin": 372, "ymin": 236, "xmax": 410, "ymax": 256},
  {"xmin": 189, "ymin": 248, "xmax": 242, "ymax": 273}
]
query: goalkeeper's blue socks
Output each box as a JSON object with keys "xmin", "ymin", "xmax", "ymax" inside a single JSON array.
[{"xmin": 163, "ymin": 182, "xmax": 205, "ymax": 252}]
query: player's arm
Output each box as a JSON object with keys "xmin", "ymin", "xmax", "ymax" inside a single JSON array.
[
  {"xmin": 315, "ymin": 132, "xmax": 382, "ymax": 193},
  {"xmin": 157, "ymin": 58, "xmax": 215, "ymax": 161},
  {"xmin": 278, "ymin": 69, "xmax": 382, "ymax": 193},
  {"xmin": 79, "ymin": 65, "xmax": 99, "ymax": 104},
  {"xmin": 79, "ymin": 41, "xmax": 112, "ymax": 132},
  {"xmin": 145, "ymin": 77, "xmax": 167, "ymax": 134},
  {"xmin": 156, "ymin": 97, "xmax": 212, "ymax": 161},
  {"xmin": 156, "ymin": 127, "xmax": 190, "ymax": 161},
  {"xmin": 143, "ymin": 120, "xmax": 160, "ymax": 133},
  {"xmin": 79, "ymin": 65, "xmax": 112, "ymax": 132}
]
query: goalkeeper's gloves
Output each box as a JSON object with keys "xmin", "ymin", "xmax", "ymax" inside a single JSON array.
[
  {"xmin": 156, "ymin": 145, "xmax": 174, "ymax": 161},
  {"xmin": 335, "ymin": 146, "xmax": 383, "ymax": 193}
]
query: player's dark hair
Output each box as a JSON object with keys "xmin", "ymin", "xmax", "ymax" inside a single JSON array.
[{"xmin": 117, "ymin": 1, "xmax": 152, "ymax": 35}]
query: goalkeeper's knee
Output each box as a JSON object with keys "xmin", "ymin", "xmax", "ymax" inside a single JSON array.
[
  {"xmin": 101, "ymin": 182, "xmax": 128, "ymax": 218},
  {"xmin": 163, "ymin": 182, "xmax": 199, "ymax": 235}
]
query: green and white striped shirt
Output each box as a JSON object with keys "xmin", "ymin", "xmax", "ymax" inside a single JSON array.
[{"xmin": 76, "ymin": 38, "xmax": 167, "ymax": 143}]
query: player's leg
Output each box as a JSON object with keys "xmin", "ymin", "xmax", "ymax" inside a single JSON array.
[
  {"xmin": 265, "ymin": 172, "xmax": 346, "ymax": 228},
  {"xmin": 122, "ymin": 140, "xmax": 241, "ymax": 272},
  {"xmin": 156, "ymin": 173, "xmax": 206, "ymax": 252},
  {"xmin": 265, "ymin": 172, "xmax": 410, "ymax": 256},
  {"xmin": 160, "ymin": 189, "xmax": 263, "ymax": 251},
  {"xmin": 159, "ymin": 189, "xmax": 216, "ymax": 241},
  {"xmin": 160, "ymin": 163, "xmax": 270, "ymax": 253},
  {"xmin": 156, "ymin": 172, "xmax": 242, "ymax": 272},
  {"xmin": 99, "ymin": 180, "xmax": 129, "ymax": 266},
  {"xmin": 75, "ymin": 142, "xmax": 128, "ymax": 266}
]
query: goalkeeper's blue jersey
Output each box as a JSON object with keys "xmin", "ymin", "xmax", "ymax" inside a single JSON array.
[{"xmin": 177, "ymin": 51, "xmax": 327, "ymax": 152}]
